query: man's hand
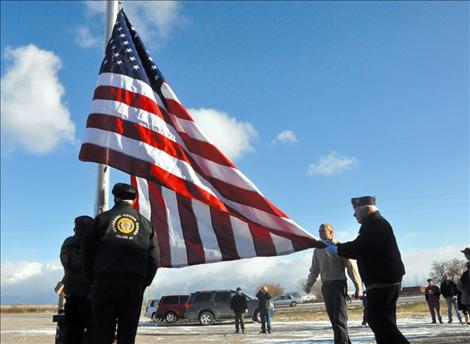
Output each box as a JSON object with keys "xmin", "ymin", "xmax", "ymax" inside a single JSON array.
[
  {"xmin": 354, "ymin": 289, "xmax": 363, "ymax": 299},
  {"xmin": 304, "ymin": 285, "xmax": 312, "ymax": 294}
]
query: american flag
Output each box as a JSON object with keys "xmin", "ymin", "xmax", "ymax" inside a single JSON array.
[{"xmin": 79, "ymin": 9, "xmax": 322, "ymax": 268}]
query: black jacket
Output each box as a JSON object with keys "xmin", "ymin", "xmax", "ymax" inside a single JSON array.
[
  {"xmin": 256, "ymin": 290, "xmax": 272, "ymax": 310},
  {"xmin": 440, "ymin": 280, "xmax": 459, "ymax": 298},
  {"xmin": 81, "ymin": 202, "xmax": 159, "ymax": 286},
  {"xmin": 60, "ymin": 231, "xmax": 90, "ymax": 295},
  {"xmin": 231, "ymin": 294, "xmax": 248, "ymax": 313},
  {"xmin": 337, "ymin": 211, "xmax": 405, "ymax": 286}
]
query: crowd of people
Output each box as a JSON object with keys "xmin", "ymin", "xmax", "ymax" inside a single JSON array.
[
  {"xmin": 58, "ymin": 186, "xmax": 470, "ymax": 344},
  {"xmin": 424, "ymin": 250, "xmax": 470, "ymax": 325}
]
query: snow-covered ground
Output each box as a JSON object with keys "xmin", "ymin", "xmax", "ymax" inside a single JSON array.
[{"xmin": 1, "ymin": 313, "xmax": 469, "ymax": 343}]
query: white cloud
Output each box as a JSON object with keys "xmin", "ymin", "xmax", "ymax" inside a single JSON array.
[
  {"xmin": 1, "ymin": 44, "xmax": 75, "ymax": 154},
  {"xmin": 405, "ymin": 232, "xmax": 418, "ymax": 238},
  {"xmin": 188, "ymin": 108, "xmax": 257, "ymax": 161},
  {"xmin": 74, "ymin": 25, "xmax": 100, "ymax": 48},
  {"xmin": 82, "ymin": 1, "xmax": 185, "ymax": 45},
  {"xmin": 307, "ymin": 151, "xmax": 359, "ymax": 177},
  {"xmin": 272, "ymin": 130, "xmax": 298, "ymax": 144},
  {"xmin": 1, "ymin": 261, "xmax": 63, "ymax": 304}
]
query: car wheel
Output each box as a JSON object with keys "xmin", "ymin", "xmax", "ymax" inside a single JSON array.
[
  {"xmin": 290, "ymin": 301, "xmax": 297, "ymax": 307},
  {"xmin": 253, "ymin": 310, "xmax": 261, "ymax": 323},
  {"xmin": 165, "ymin": 311, "xmax": 178, "ymax": 323},
  {"xmin": 198, "ymin": 311, "xmax": 214, "ymax": 325}
]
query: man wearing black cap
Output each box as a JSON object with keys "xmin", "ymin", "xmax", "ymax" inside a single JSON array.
[
  {"xmin": 323, "ymin": 196, "xmax": 409, "ymax": 344},
  {"xmin": 81, "ymin": 183, "xmax": 159, "ymax": 344},
  {"xmin": 60, "ymin": 215, "xmax": 94, "ymax": 344}
]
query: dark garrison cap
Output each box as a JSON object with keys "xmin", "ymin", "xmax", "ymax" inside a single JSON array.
[
  {"xmin": 461, "ymin": 247, "xmax": 470, "ymax": 256},
  {"xmin": 74, "ymin": 215, "xmax": 93, "ymax": 230},
  {"xmin": 112, "ymin": 183, "xmax": 137, "ymax": 200},
  {"xmin": 351, "ymin": 196, "xmax": 376, "ymax": 209}
]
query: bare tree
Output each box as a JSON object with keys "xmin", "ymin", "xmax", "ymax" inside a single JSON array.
[
  {"xmin": 430, "ymin": 258, "xmax": 466, "ymax": 283},
  {"xmin": 255, "ymin": 283, "xmax": 285, "ymax": 298}
]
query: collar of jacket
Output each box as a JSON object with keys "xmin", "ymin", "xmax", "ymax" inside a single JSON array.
[{"xmin": 359, "ymin": 211, "xmax": 382, "ymax": 233}]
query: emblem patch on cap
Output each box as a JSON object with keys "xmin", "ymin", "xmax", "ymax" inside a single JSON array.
[{"xmin": 112, "ymin": 214, "xmax": 139, "ymax": 238}]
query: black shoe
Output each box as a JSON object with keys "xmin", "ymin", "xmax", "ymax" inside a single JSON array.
[
  {"xmin": 241, "ymin": 329, "xmax": 245, "ymax": 334},
  {"xmin": 439, "ymin": 318, "xmax": 443, "ymax": 324},
  {"xmin": 235, "ymin": 330, "xmax": 239, "ymax": 334},
  {"xmin": 267, "ymin": 331, "xmax": 271, "ymax": 334},
  {"xmin": 260, "ymin": 331, "xmax": 266, "ymax": 334},
  {"xmin": 431, "ymin": 320, "xmax": 436, "ymax": 324}
]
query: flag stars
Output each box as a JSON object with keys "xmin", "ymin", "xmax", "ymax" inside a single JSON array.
[
  {"xmin": 132, "ymin": 65, "xmax": 140, "ymax": 70},
  {"xmin": 113, "ymin": 52, "xmax": 120, "ymax": 58},
  {"xmin": 111, "ymin": 45, "xmax": 116, "ymax": 50},
  {"xmin": 125, "ymin": 48, "xmax": 133, "ymax": 53},
  {"xmin": 119, "ymin": 33, "xmax": 125, "ymax": 38},
  {"xmin": 117, "ymin": 27, "xmax": 123, "ymax": 31},
  {"xmin": 116, "ymin": 60, "xmax": 123, "ymax": 65},
  {"xmin": 129, "ymin": 56, "xmax": 136, "ymax": 62},
  {"xmin": 150, "ymin": 65, "xmax": 157, "ymax": 70},
  {"xmin": 123, "ymin": 41, "xmax": 129, "ymax": 46},
  {"xmin": 148, "ymin": 56, "xmax": 153, "ymax": 62}
]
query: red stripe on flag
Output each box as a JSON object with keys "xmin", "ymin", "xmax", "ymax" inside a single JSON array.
[
  {"xmin": 176, "ymin": 195, "xmax": 206, "ymax": 265},
  {"xmin": 248, "ymin": 223, "xmax": 277, "ymax": 256},
  {"xmin": 165, "ymin": 98, "xmax": 194, "ymax": 121},
  {"xmin": 209, "ymin": 207, "xmax": 239, "ymax": 261},
  {"xmin": 179, "ymin": 132, "xmax": 235, "ymax": 168},
  {"xmin": 93, "ymin": 86, "xmax": 164, "ymax": 120},
  {"xmin": 87, "ymin": 114, "xmax": 191, "ymax": 163},
  {"xmin": 148, "ymin": 182, "xmax": 172, "ymax": 268}
]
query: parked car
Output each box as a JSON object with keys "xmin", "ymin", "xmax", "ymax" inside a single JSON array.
[
  {"xmin": 145, "ymin": 298, "xmax": 160, "ymax": 321},
  {"xmin": 273, "ymin": 293, "xmax": 301, "ymax": 307},
  {"xmin": 146, "ymin": 295, "xmax": 189, "ymax": 323},
  {"xmin": 185, "ymin": 290, "xmax": 260, "ymax": 325}
]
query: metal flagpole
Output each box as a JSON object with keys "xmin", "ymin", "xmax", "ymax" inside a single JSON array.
[{"xmin": 94, "ymin": 0, "xmax": 120, "ymax": 216}]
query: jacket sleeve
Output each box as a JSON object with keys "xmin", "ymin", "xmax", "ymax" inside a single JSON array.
[
  {"xmin": 337, "ymin": 231, "xmax": 368, "ymax": 260},
  {"xmin": 306, "ymin": 250, "xmax": 320, "ymax": 288},
  {"xmin": 424, "ymin": 288, "xmax": 429, "ymax": 301},
  {"xmin": 243, "ymin": 297, "xmax": 247, "ymax": 310},
  {"xmin": 344, "ymin": 258, "xmax": 362, "ymax": 291},
  {"xmin": 145, "ymin": 224, "xmax": 159, "ymax": 286}
]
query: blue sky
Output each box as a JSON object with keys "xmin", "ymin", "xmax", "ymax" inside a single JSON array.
[{"xmin": 1, "ymin": 1, "xmax": 468, "ymax": 303}]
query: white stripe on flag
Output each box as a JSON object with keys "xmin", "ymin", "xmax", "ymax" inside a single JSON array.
[
  {"xmin": 97, "ymin": 72, "xmax": 157, "ymax": 103},
  {"xmin": 191, "ymin": 199, "xmax": 223, "ymax": 263},
  {"xmin": 270, "ymin": 232, "xmax": 294, "ymax": 254},
  {"xmin": 161, "ymin": 187, "xmax": 188, "ymax": 267},
  {"xmin": 230, "ymin": 216, "xmax": 257, "ymax": 258},
  {"xmin": 136, "ymin": 177, "xmax": 151, "ymax": 220}
]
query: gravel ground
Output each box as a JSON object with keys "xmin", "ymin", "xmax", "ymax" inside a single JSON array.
[{"xmin": 1, "ymin": 312, "xmax": 469, "ymax": 344}]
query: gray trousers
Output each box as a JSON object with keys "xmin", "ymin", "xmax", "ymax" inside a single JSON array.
[
  {"xmin": 321, "ymin": 280, "xmax": 351, "ymax": 344},
  {"xmin": 445, "ymin": 297, "xmax": 461, "ymax": 321}
]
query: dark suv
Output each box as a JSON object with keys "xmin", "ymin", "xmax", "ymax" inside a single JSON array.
[
  {"xmin": 155, "ymin": 295, "xmax": 189, "ymax": 323},
  {"xmin": 185, "ymin": 290, "xmax": 260, "ymax": 325}
]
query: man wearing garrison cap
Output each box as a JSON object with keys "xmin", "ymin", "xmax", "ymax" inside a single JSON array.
[
  {"xmin": 60, "ymin": 215, "xmax": 94, "ymax": 344},
  {"xmin": 323, "ymin": 196, "xmax": 409, "ymax": 344},
  {"xmin": 81, "ymin": 183, "xmax": 159, "ymax": 344}
]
